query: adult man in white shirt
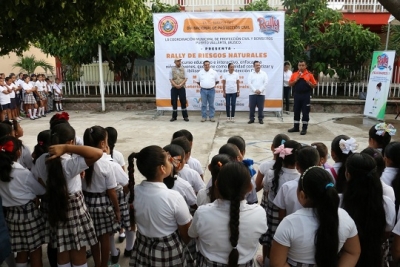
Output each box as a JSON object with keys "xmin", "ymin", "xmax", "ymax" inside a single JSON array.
[
  {"xmin": 283, "ymin": 61, "xmax": 293, "ymax": 114},
  {"xmin": 247, "ymin": 61, "xmax": 268, "ymax": 124},
  {"xmin": 195, "ymin": 61, "xmax": 219, "ymax": 122}
]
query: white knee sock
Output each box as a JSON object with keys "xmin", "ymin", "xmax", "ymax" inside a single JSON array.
[
  {"xmin": 41, "ymin": 107, "xmax": 45, "ymax": 115},
  {"xmin": 125, "ymin": 230, "xmax": 136, "ymax": 251},
  {"xmin": 56, "ymin": 103, "xmax": 59, "ymax": 111},
  {"xmin": 57, "ymin": 263, "xmax": 71, "ymax": 267},
  {"xmin": 33, "ymin": 109, "xmax": 37, "ymax": 117},
  {"xmin": 72, "ymin": 263, "xmax": 87, "ymax": 267},
  {"xmin": 109, "ymin": 234, "xmax": 119, "ymax": 256},
  {"xmin": 59, "ymin": 103, "xmax": 63, "ymax": 110},
  {"xmin": 28, "ymin": 109, "xmax": 32, "ymax": 118},
  {"xmin": 15, "ymin": 263, "xmax": 28, "ymax": 267}
]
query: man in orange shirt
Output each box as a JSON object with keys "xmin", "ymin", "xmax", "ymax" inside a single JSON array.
[{"xmin": 287, "ymin": 60, "xmax": 317, "ymax": 135}]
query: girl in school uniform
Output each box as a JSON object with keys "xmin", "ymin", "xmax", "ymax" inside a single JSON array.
[
  {"xmin": 261, "ymin": 140, "xmax": 301, "ymax": 260},
  {"xmin": 368, "ymin": 123, "xmax": 396, "ymax": 155},
  {"xmin": 197, "ymin": 154, "xmax": 232, "ymax": 206},
  {"xmin": 34, "ymin": 74, "xmax": 47, "ymax": 118},
  {"xmin": 310, "ymin": 142, "xmax": 331, "ymax": 169},
  {"xmin": 0, "ymin": 136, "xmax": 47, "ymax": 267},
  {"xmin": 255, "ymin": 134, "xmax": 290, "ymax": 208},
  {"xmin": 46, "ymin": 123, "xmax": 103, "ymax": 267},
  {"xmin": 383, "ymin": 143, "xmax": 400, "ymax": 202},
  {"xmin": 83, "ymin": 125, "xmax": 122, "ymax": 267},
  {"xmin": 270, "ymin": 167, "xmax": 361, "ymax": 267},
  {"xmin": 21, "ymin": 75, "xmax": 38, "ymax": 120},
  {"xmin": 32, "ymin": 130, "xmax": 51, "ymax": 164},
  {"xmin": 328, "ymin": 135, "xmax": 357, "ymax": 193},
  {"xmin": 188, "ymin": 161, "xmax": 267, "ymax": 266},
  {"xmin": 52, "ymin": 78, "xmax": 64, "ymax": 111},
  {"xmin": 128, "ymin": 145, "xmax": 192, "ymax": 267},
  {"xmin": 342, "ymin": 153, "xmax": 396, "ymax": 267}
]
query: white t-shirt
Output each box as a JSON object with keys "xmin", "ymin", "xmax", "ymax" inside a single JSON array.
[
  {"xmin": 188, "ymin": 199, "xmax": 267, "ymax": 264},
  {"xmin": 5, "ymin": 83, "xmax": 16, "ymax": 98},
  {"xmin": 273, "ymin": 178, "xmax": 303, "ymax": 215},
  {"xmin": 283, "ymin": 70, "xmax": 293, "ymax": 87},
  {"xmin": 265, "ymin": 167, "xmax": 300, "ymax": 202},
  {"xmin": 0, "ymin": 162, "xmax": 46, "ymax": 207},
  {"xmin": 178, "ymin": 164, "xmax": 205, "ymax": 193},
  {"xmin": 197, "ymin": 188, "xmax": 211, "ymax": 206},
  {"xmin": 222, "ymin": 71, "xmax": 239, "ymax": 94},
  {"xmin": 381, "ymin": 167, "xmax": 399, "ymax": 187},
  {"xmin": 112, "ymin": 149, "xmax": 125, "ymax": 167},
  {"xmin": 134, "ymin": 181, "xmax": 192, "ymax": 237},
  {"xmin": 187, "ymin": 156, "xmax": 204, "ymax": 176},
  {"xmin": 195, "ymin": 68, "xmax": 219, "ymax": 89},
  {"xmin": 172, "ymin": 176, "xmax": 197, "ymax": 207},
  {"xmin": 35, "ymin": 81, "xmax": 46, "ymax": 92},
  {"xmin": 82, "ymin": 154, "xmax": 117, "ymax": 193},
  {"xmin": 22, "ymin": 82, "xmax": 34, "ymax": 93},
  {"xmin": 247, "ymin": 70, "xmax": 268, "ymax": 95},
  {"xmin": 0, "ymin": 85, "xmax": 11, "ymax": 105},
  {"xmin": 274, "ymin": 208, "xmax": 358, "ymax": 264}
]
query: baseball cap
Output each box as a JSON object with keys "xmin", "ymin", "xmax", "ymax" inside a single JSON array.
[{"xmin": 174, "ymin": 58, "xmax": 182, "ymax": 62}]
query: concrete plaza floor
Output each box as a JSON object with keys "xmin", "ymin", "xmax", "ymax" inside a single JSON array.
[{"xmin": 10, "ymin": 109, "xmax": 400, "ymax": 266}]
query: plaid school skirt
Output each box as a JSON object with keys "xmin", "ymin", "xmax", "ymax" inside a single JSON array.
[
  {"xmin": 259, "ymin": 200, "xmax": 279, "ymax": 246},
  {"xmin": 84, "ymin": 191, "xmax": 119, "ymax": 236},
  {"xmin": 117, "ymin": 186, "xmax": 131, "ymax": 230},
  {"xmin": 5, "ymin": 201, "xmax": 47, "ymax": 252},
  {"xmin": 51, "ymin": 191, "xmax": 98, "ymax": 253},
  {"xmin": 287, "ymin": 258, "xmax": 317, "ymax": 267},
  {"xmin": 197, "ymin": 253, "xmax": 254, "ymax": 267},
  {"xmin": 38, "ymin": 91, "xmax": 47, "ymax": 100},
  {"xmin": 129, "ymin": 230, "xmax": 186, "ymax": 267},
  {"xmin": 260, "ymin": 191, "xmax": 268, "ymax": 209},
  {"xmin": 24, "ymin": 93, "xmax": 36, "ymax": 104},
  {"xmin": 39, "ymin": 196, "xmax": 51, "ymax": 243},
  {"xmin": 54, "ymin": 94, "xmax": 61, "ymax": 101}
]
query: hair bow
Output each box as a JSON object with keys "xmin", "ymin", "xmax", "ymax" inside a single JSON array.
[
  {"xmin": 274, "ymin": 144, "xmax": 293, "ymax": 159},
  {"xmin": 339, "ymin": 138, "xmax": 358, "ymax": 154},
  {"xmin": 375, "ymin": 123, "xmax": 396, "ymax": 136},
  {"xmin": 0, "ymin": 141, "xmax": 14, "ymax": 152},
  {"xmin": 55, "ymin": 112, "xmax": 69, "ymax": 121}
]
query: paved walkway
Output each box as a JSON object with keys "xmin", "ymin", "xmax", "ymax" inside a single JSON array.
[{"xmin": 7, "ymin": 110, "xmax": 400, "ymax": 266}]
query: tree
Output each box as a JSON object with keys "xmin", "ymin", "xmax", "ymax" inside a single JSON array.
[
  {"xmin": 0, "ymin": 0, "xmax": 147, "ymax": 56},
  {"xmin": 12, "ymin": 55, "xmax": 54, "ymax": 74},
  {"xmin": 384, "ymin": 25, "xmax": 400, "ymax": 56},
  {"xmin": 38, "ymin": 0, "xmax": 180, "ymax": 81},
  {"xmin": 377, "ymin": 0, "xmax": 400, "ymax": 21}
]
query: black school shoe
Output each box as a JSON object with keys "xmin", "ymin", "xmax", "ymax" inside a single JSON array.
[
  {"xmin": 111, "ymin": 248, "xmax": 120, "ymax": 264},
  {"xmin": 300, "ymin": 129, "xmax": 307, "ymax": 135},
  {"xmin": 124, "ymin": 248, "xmax": 133, "ymax": 257}
]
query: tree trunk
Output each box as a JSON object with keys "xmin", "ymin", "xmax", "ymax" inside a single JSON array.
[{"xmin": 378, "ymin": 0, "xmax": 400, "ymax": 20}]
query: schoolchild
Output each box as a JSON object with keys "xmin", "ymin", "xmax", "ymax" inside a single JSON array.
[
  {"xmin": 368, "ymin": 123, "xmax": 396, "ymax": 155},
  {"xmin": 22, "ymin": 75, "xmax": 38, "ymax": 120},
  {"xmin": 310, "ymin": 142, "xmax": 331, "ymax": 169}
]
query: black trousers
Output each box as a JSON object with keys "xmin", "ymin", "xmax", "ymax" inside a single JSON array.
[
  {"xmin": 293, "ymin": 93, "xmax": 311, "ymax": 129},
  {"xmin": 249, "ymin": 95, "xmax": 265, "ymax": 120},
  {"xmin": 283, "ymin": 86, "xmax": 291, "ymax": 111},
  {"xmin": 171, "ymin": 87, "xmax": 188, "ymax": 119}
]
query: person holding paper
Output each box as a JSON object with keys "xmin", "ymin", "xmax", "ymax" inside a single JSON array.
[{"xmin": 247, "ymin": 61, "xmax": 268, "ymax": 124}]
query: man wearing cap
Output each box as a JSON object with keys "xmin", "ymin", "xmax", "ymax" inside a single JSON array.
[
  {"xmin": 169, "ymin": 58, "xmax": 189, "ymax": 122},
  {"xmin": 195, "ymin": 60, "xmax": 219, "ymax": 122}
]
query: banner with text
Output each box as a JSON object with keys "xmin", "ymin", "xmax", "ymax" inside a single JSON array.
[
  {"xmin": 153, "ymin": 12, "xmax": 285, "ymax": 111},
  {"xmin": 363, "ymin": 51, "xmax": 396, "ymax": 120}
]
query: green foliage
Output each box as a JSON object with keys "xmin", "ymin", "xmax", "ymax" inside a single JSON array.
[
  {"xmin": 383, "ymin": 25, "xmax": 400, "ymax": 56},
  {"xmin": 240, "ymin": 0, "xmax": 275, "ymax": 11},
  {"xmin": 12, "ymin": 55, "xmax": 54, "ymax": 74}
]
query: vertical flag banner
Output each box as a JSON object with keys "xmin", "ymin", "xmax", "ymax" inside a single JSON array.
[
  {"xmin": 364, "ymin": 51, "xmax": 396, "ymax": 120},
  {"xmin": 153, "ymin": 12, "xmax": 285, "ymax": 111}
]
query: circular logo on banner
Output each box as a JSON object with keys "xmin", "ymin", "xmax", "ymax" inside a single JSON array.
[
  {"xmin": 257, "ymin": 15, "xmax": 280, "ymax": 35},
  {"xmin": 377, "ymin": 53, "xmax": 389, "ymax": 70},
  {"xmin": 158, "ymin": 16, "xmax": 178, "ymax": 36}
]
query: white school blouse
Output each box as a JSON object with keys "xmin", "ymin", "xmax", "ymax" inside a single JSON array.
[
  {"xmin": 196, "ymin": 188, "xmax": 211, "ymax": 206},
  {"xmin": 35, "ymin": 81, "xmax": 46, "ymax": 92},
  {"xmin": 382, "ymin": 181, "xmax": 395, "ymax": 202},
  {"xmin": 283, "ymin": 70, "xmax": 292, "ymax": 87},
  {"xmin": 6, "ymin": 83, "xmax": 17, "ymax": 98},
  {"xmin": 326, "ymin": 162, "xmax": 342, "ymax": 181},
  {"xmin": 61, "ymin": 153, "xmax": 89, "ymax": 193},
  {"xmin": 178, "ymin": 164, "xmax": 205, "ymax": 193},
  {"xmin": 103, "ymin": 153, "xmax": 129, "ymax": 186},
  {"xmin": 274, "ymin": 208, "xmax": 357, "ymax": 264},
  {"xmin": 112, "ymin": 149, "xmax": 125, "ymax": 168},
  {"xmin": 172, "ymin": 176, "xmax": 197, "ymax": 206},
  {"xmin": 273, "ymin": 178, "xmax": 303, "ymax": 215},
  {"xmin": 222, "ymin": 71, "xmax": 239, "ymax": 94},
  {"xmin": 0, "ymin": 162, "xmax": 46, "ymax": 207},
  {"xmin": 17, "ymin": 145, "xmax": 33, "ymax": 170},
  {"xmin": 265, "ymin": 167, "xmax": 300, "ymax": 202},
  {"xmin": 82, "ymin": 154, "xmax": 117, "ymax": 193},
  {"xmin": 0, "ymin": 85, "xmax": 11, "ymax": 105},
  {"xmin": 381, "ymin": 167, "xmax": 399, "ymax": 187},
  {"xmin": 392, "ymin": 207, "xmax": 400, "ymax": 236},
  {"xmin": 134, "ymin": 181, "xmax": 192, "ymax": 237},
  {"xmin": 188, "ymin": 199, "xmax": 267, "ymax": 264},
  {"xmin": 187, "ymin": 156, "xmax": 204, "ymax": 176}
]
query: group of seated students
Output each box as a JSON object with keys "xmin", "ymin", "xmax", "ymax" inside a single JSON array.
[{"xmin": 0, "ymin": 113, "xmax": 400, "ymax": 267}]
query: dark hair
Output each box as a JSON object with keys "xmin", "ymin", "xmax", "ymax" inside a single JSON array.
[
  {"xmin": 361, "ymin": 148, "xmax": 385, "ymax": 178},
  {"xmin": 253, "ymin": 60, "xmax": 260, "ymax": 66},
  {"xmin": 311, "ymin": 142, "xmax": 328, "ymax": 159},
  {"xmin": 272, "ymin": 140, "xmax": 301, "ymax": 195},
  {"xmin": 0, "ymin": 136, "xmax": 22, "ymax": 182},
  {"xmin": 203, "ymin": 60, "xmax": 210, "ymax": 65},
  {"xmin": 22, "ymin": 74, "xmax": 29, "ymax": 81},
  {"xmin": 227, "ymin": 136, "xmax": 245, "ymax": 155},
  {"xmin": 105, "ymin": 127, "xmax": 118, "ymax": 158},
  {"xmin": 83, "ymin": 126, "xmax": 107, "ymax": 187},
  {"xmin": 47, "ymin": 123, "xmax": 76, "ymax": 227},
  {"xmin": 387, "ymin": 142, "xmax": 400, "ymax": 212},
  {"xmin": 272, "ymin": 134, "xmax": 290, "ymax": 149},
  {"xmin": 32, "ymin": 130, "xmax": 51, "ymax": 164},
  {"xmin": 217, "ymin": 162, "xmax": 251, "ymax": 267},
  {"xmin": 296, "ymin": 146, "xmax": 320, "ymax": 173},
  {"xmin": 284, "ymin": 61, "xmax": 291, "ymax": 67},
  {"xmin": 218, "ymin": 143, "xmax": 240, "ymax": 161},
  {"xmin": 0, "ymin": 122, "xmax": 13, "ymax": 137},
  {"xmin": 130, "ymin": 145, "xmax": 167, "ymax": 181},
  {"xmin": 172, "ymin": 129, "xmax": 193, "ymax": 143},
  {"xmin": 49, "ymin": 114, "xmax": 70, "ymax": 130},
  {"xmin": 343, "ymin": 153, "xmax": 385, "ymax": 267},
  {"xmin": 208, "ymin": 154, "xmax": 232, "ymax": 202},
  {"xmin": 369, "ymin": 124, "xmax": 391, "ymax": 156},
  {"xmin": 298, "ymin": 167, "xmax": 339, "ymax": 267},
  {"xmin": 163, "ymin": 144, "xmax": 185, "ymax": 189},
  {"xmin": 5, "ymin": 77, "xmax": 11, "ymax": 82},
  {"xmin": 171, "ymin": 136, "xmax": 191, "ymax": 154},
  {"xmin": 228, "ymin": 63, "xmax": 234, "ymax": 68},
  {"xmin": 331, "ymin": 135, "xmax": 352, "ymax": 193},
  {"xmin": 298, "ymin": 60, "xmax": 307, "ymax": 65},
  {"xmin": 127, "ymin": 153, "xmax": 136, "ymax": 225}
]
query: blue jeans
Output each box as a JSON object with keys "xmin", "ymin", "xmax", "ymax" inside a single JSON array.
[
  {"xmin": 200, "ymin": 88, "xmax": 215, "ymax": 118},
  {"xmin": 225, "ymin": 93, "xmax": 237, "ymax": 118}
]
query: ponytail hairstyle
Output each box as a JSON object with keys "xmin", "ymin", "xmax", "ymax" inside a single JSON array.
[
  {"xmin": 386, "ymin": 142, "xmax": 400, "ymax": 212},
  {"xmin": 46, "ymin": 123, "xmax": 76, "ymax": 227},
  {"xmin": 218, "ymin": 143, "xmax": 241, "ymax": 162},
  {"xmin": 343, "ymin": 153, "xmax": 385, "ymax": 267},
  {"xmin": 127, "ymin": 152, "xmax": 136, "ymax": 225},
  {"xmin": 296, "ymin": 146, "xmax": 320, "ymax": 173},
  {"xmin": 0, "ymin": 136, "xmax": 22, "ymax": 182},
  {"xmin": 32, "ymin": 130, "xmax": 51, "ymax": 164},
  {"xmin": 227, "ymin": 136, "xmax": 246, "ymax": 156},
  {"xmin": 49, "ymin": 112, "xmax": 70, "ymax": 130},
  {"xmin": 272, "ymin": 134, "xmax": 290, "ymax": 150},
  {"xmin": 272, "ymin": 140, "xmax": 301, "ymax": 195},
  {"xmin": 331, "ymin": 135, "xmax": 354, "ymax": 193},
  {"xmin": 105, "ymin": 127, "xmax": 118, "ymax": 158},
  {"xmin": 163, "ymin": 144, "xmax": 185, "ymax": 189},
  {"xmin": 361, "ymin": 148, "xmax": 385, "ymax": 178},
  {"xmin": 217, "ymin": 162, "xmax": 251, "ymax": 267},
  {"xmin": 83, "ymin": 125, "xmax": 107, "ymax": 187},
  {"xmin": 298, "ymin": 166, "xmax": 339, "ymax": 267},
  {"xmin": 310, "ymin": 142, "xmax": 329, "ymax": 166},
  {"xmin": 368, "ymin": 123, "xmax": 395, "ymax": 156},
  {"xmin": 208, "ymin": 154, "xmax": 232, "ymax": 202},
  {"xmin": 130, "ymin": 145, "xmax": 168, "ymax": 181}
]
